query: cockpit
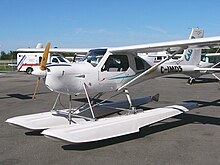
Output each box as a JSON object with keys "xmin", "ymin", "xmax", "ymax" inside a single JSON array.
[
  {"xmin": 81, "ymin": 49, "xmax": 107, "ymax": 67},
  {"xmin": 81, "ymin": 48, "xmax": 152, "ymax": 73}
]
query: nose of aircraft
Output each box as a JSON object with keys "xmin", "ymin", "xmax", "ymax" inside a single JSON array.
[
  {"xmin": 45, "ymin": 64, "xmax": 71, "ymax": 93},
  {"xmin": 44, "ymin": 63, "xmax": 91, "ymax": 95}
]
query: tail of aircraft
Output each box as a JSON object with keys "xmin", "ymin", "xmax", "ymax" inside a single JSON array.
[
  {"xmin": 36, "ymin": 43, "xmax": 43, "ymax": 48},
  {"xmin": 178, "ymin": 28, "xmax": 204, "ymax": 66}
]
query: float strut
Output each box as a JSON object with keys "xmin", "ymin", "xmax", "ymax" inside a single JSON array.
[
  {"xmin": 83, "ymin": 83, "xmax": 95, "ymax": 119},
  {"xmin": 68, "ymin": 95, "xmax": 72, "ymax": 124},
  {"xmin": 124, "ymin": 89, "xmax": 136, "ymax": 113},
  {"xmin": 51, "ymin": 93, "xmax": 61, "ymax": 112}
]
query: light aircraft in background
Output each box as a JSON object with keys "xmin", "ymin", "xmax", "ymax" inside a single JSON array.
[
  {"xmin": 138, "ymin": 28, "xmax": 204, "ymax": 66},
  {"xmin": 193, "ymin": 61, "xmax": 220, "ymax": 82},
  {"xmin": 140, "ymin": 28, "xmax": 220, "ymax": 84},
  {"xmin": 6, "ymin": 32, "xmax": 220, "ymax": 143}
]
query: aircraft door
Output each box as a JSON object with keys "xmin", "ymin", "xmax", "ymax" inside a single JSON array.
[{"xmin": 98, "ymin": 54, "xmax": 129, "ymax": 91}]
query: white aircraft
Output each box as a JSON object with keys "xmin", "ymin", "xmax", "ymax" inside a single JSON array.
[{"xmin": 6, "ymin": 33, "xmax": 220, "ymax": 143}]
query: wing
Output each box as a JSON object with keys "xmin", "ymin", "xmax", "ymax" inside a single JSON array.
[
  {"xmin": 17, "ymin": 48, "xmax": 90, "ymax": 54},
  {"xmin": 109, "ymin": 36, "xmax": 220, "ymax": 54},
  {"xmin": 113, "ymin": 36, "xmax": 220, "ymax": 90},
  {"xmin": 194, "ymin": 67, "xmax": 220, "ymax": 72},
  {"xmin": 206, "ymin": 53, "xmax": 220, "ymax": 57}
]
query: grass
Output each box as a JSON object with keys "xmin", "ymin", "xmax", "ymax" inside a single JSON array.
[{"xmin": 0, "ymin": 64, "xmax": 17, "ymax": 72}]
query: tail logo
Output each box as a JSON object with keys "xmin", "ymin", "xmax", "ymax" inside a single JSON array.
[
  {"xmin": 184, "ymin": 35, "xmax": 195, "ymax": 62},
  {"xmin": 184, "ymin": 49, "xmax": 193, "ymax": 61}
]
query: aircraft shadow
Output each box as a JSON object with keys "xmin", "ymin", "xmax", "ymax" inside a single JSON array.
[
  {"xmin": 25, "ymin": 130, "xmax": 44, "ymax": 136},
  {"xmin": 163, "ymin": 76, "xmax": 219, "ymax": 84},
  {"xmin": 73, "ymin": 97, "xmax": 112, "ymax": 104},
  {"xmin": 62, "ymin": 112, "xmax": 220, "ymax": 151},
  {"xmin": 0, "ymin": 92, "xmax": 50, "ymax": 100},
  {"xmin": 184, "ymin": 99, "xmax": 220, "ymax": 108},
  {"xmin": 7, "ymin": 94, "xmax": 32, "ymax": 100}
]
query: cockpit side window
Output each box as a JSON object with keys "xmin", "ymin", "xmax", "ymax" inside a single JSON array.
[
  {"xmin": 135, "ymin": 56, "xmax": 151, "ymax": 70},
  {"xmin": 101, "ymin": 55, "xmax": 129, "ymax": 72}
]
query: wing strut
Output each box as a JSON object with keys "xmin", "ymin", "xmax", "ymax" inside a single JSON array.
[
  {"xmin": 212, "ymin": 73, "xmax": 220, "ymax": 81},
  {"xmin": 211, "ymin": 61, "xmax": 220, "ymax": 81},
  {"xmin": 118, "ymin": 49, "xmax": 183, "ymax": 91}
]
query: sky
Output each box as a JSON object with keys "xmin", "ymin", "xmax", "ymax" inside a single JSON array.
[{"xmin": 1, "ymin": 0, "xmax": 220, "ymax": 52}]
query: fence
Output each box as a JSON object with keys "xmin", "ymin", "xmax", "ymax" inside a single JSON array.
[{"xmin": 0, "ymin": 60, "xmax": 17, "ymax": 72}]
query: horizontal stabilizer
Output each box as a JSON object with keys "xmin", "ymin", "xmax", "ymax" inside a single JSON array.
[
  {"xmin": 178, "ymin": 102, "xmax": 198, "ymax": 110},
  {"xmin": 152, "ymin": 93, "xmax": 159, "ymax": 102}
]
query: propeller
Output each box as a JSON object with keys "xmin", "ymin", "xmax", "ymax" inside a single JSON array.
[{"xmin": 32, "ymin": 42, "xmax": 51, "ymax": 99}]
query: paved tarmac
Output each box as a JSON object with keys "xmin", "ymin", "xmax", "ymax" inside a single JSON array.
[{"xmin": 0, "ymin": 72, "xmax": 220, "ymax": 165}]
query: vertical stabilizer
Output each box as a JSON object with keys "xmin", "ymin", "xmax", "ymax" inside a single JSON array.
[
  {"xmin": 178, "ymin": 28, "xmax": 204, "ymax": 66},
  {"xmin": 36, "ymin": 43, "xmax": 43, "ymax": 48}
]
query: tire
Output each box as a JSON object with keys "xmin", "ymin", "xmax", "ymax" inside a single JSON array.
[
  {"xmin": 188, "ymin": 77, "xmax": 195, "ymax": 85},
  {"xmin": 26, "ymin": 67, "xmax": 33, "ymax": 74}
]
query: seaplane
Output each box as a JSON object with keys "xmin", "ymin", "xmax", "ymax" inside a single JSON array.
[{"xmin": 6, "ymin": 30, "xmax": 220, "ymax": 143}]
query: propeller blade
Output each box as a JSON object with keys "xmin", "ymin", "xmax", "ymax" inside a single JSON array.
[
  {"xmin": 40, "ymin": 42, "xmax": 51, "ymax": 71},
  {"xmin": 32, "ymin": 77, "xmax": 41, "ymax": 100},
  {"xmin": 32, "ymin": 42, "xmax": 50, "ymax": 99}
]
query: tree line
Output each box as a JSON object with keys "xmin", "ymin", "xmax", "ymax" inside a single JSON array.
[{"xmin": 0, "ymin": 51, "xmax": 17, "ymax": 60}]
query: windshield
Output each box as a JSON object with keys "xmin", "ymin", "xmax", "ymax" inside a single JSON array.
[
  {"xmin": 57, "ymin": 56, "xmax": 67, "ymax": 62},
  {"xmin": 81, "ymin": 49, "xmax": 107, "ymax": 67}
]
